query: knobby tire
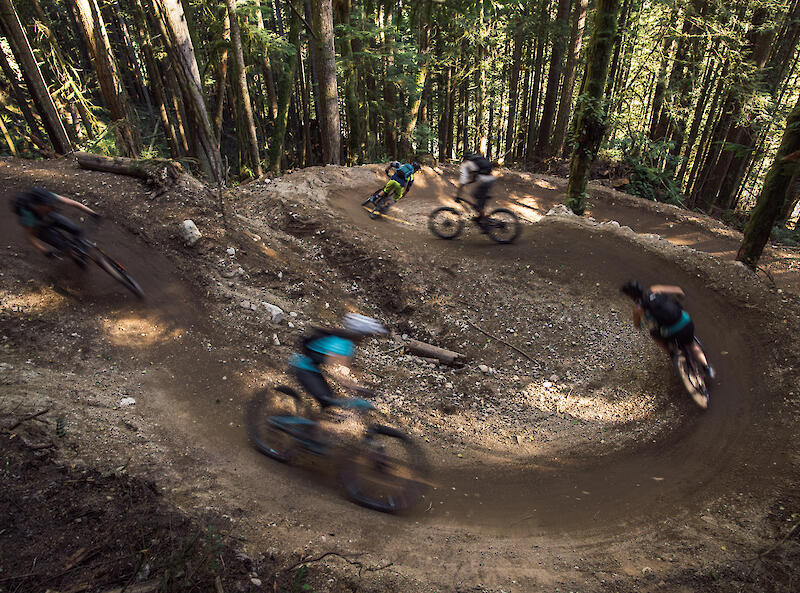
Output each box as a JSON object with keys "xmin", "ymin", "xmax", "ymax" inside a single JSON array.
[
  {"xmin": 246, "ymin": 387, "xmax": 302, "ymax": 462},
  {"xmin": 428, "ymin": 207, "xmax": 465, "ymax": 239},
  {"xmin": 485, "ymin": 208, "xmax": 521, "ymax": 244},
  {"xmin": 339, "ymin": 424, "xmax": 429, "ymax": 513},
  {"xmin": 95, "ymin": 250, "xmax": 144, "ymax": 298}
]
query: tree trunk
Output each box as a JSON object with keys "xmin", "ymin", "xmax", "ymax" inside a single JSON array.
[
  {"xmin": 255, "ymin": 0, "xmax": 278, "ymax": 121},
  {"xmin": 438, "ymin": 65, "xmax": 452, "ymax": 161},
  {"xmin": 524, "ymin": 2, "xmax": 548, "ymax": 161},
  {"xmin": 565, "ymin": 0, "xmax": 620, "ymax": 214},
  {"xmin": 0, "ymin": 41, "xmax": 46, "ymax": 148},
  {"xmin": 535, "ymin": 0, "xmax": 572, "ymax": 158},
  {"xmin": 225, "ymin": 0, "xmax": 262, "ymax": 177},
  {"xmin": 716, "ymin": 1, "xmax": 800, "ymax": 209},
  {"xmin": 504, "ymin": 18, "xmax": 523, "ymax": 160},
  {"xmin": 267, "ymin": 0, "xmax": 300, "ymax": 173},
  {"xmin": 694, "ymin": 6, "xmax": 774, "ymax": 210},
  {"xmin": 0, "ymin": 0, "xmax": 71, "ymax": 154},
  {"xmin": 309, "ymin": 0, "xmax": 340, "ymax": 163},
  {"xmin": 297, "ymin": 42, "xmax": 312, "ymax": 164},
  {"xmin": 213, "ymin": 11, "xmax": 230, "ymax": 148},
  {"xmin": 334, "ymin": 0, "xmax": 365, "ymax": 162},
  {"xmin": 516, "ymin": 40, "xmax": 533, "ymax": 160},
  {"xmin": 151, "ymin": 0, "xmax": 223, "ymax": 184},
  {"xmin": 128, "ymin": 0, "xmax": 178, "ymax": 157},
  {"xmin": 112, "ymin": 1, "xmax": 152, "ymax": 113},
  {"xmin": 676, "ymin": 54, "xmax": 718, "ymax": 182},
  {"xmin": 71, "ymin": 0, "xmax": 141, "ymax": 156},
  {"xmin": 76, "ymin": 150, "xmax": 181, "ymax": 178},
  {"xmin": 552, "ymin": 0, "xmax": 588, "ymax": 157},
  {"xmin": 737, "ymin": 95, "xmax": 800, "ymax": 266},
  {"xmin": 685, "ymin": 64, "xmax": 725, "ymax": 197}
]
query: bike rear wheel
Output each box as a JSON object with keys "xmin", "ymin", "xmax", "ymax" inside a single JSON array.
[
  {"xmin": 246, "ymin": 387, "xmax": 306, "ymax": 462},
  {"xmin": 95, "ymin": 250, "xmax": 144, "ymax": 298},
  {"xmin": 484, "ymin": 208, "xmax": 521, "ymax": 244},
  {"xmin": 428, "ymin": 207, "xmax": 465, "ymax": 239},
  {"xmin": 339, "ymin": 424, "xmax": 429, "ymax": 513}
]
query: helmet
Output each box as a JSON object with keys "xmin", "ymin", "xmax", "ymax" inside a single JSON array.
[
  {"xmin": 412, "ymin": 161, "xmax": 421, "ymax": 172},
  {"xmin": 620, "ymin": 281, "xmax": 644, "ymax": 300},
  {"xmin": 463, "ymin": 150, "xmax": 476, "ymax": 161},
  {"xmin": 28, "ymin": 187, "xmax": 58, "ymax": 206},
  {"xmin": 389, "ymin": 161, "xmax": 401, "ymax": 169},
  {"xmin": 342, "ymin": 313, "xmax": 387, "ymax": 337}
]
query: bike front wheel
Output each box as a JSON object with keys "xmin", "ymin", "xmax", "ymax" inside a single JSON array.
[
  {"xmin": 95, "ymin": 250, "xmax": 144, "ymax": 298},
  {"xmin": 484, "ymin": 208, "xmax": 521, "ymax": 244},
  {"xmin": 672, "ymin": 347, "xmax": 709, "ymax": 409},
  {"xmin": 428, "ymin": 207, "xmax": 465, "ymax": 239},
  {"xmin": 339, "ymin": 424, "xmax": 429, "ymax": 513}
]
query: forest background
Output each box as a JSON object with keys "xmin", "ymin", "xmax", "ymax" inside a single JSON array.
[{"xmin": 0, "ymin": 0, "xmax": 798, "ymax": 264}]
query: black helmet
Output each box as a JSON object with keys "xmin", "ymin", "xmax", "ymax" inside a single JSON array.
[
  {"xmin": 463, "ymin": 150, "xmax": 476, "ymax": 161},
  {"xmin": 412, "ymin": 161, "xmax": 421, "ymax": 172},
  {"xmin": 620, "ymin": 281, "xmax": 644, "ymax": 300},
  {"xmin": 28, "ymin": 187, "xmax": 58, "ymax": 206}
]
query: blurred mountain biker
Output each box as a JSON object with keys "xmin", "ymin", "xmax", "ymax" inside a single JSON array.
[
  {"xmin": 12, "ymin": 187, "xmax": 99, "ymax": 267},
  {"xmin": 457, "ymin": 151, "xmax": 495, "ymax": 228},
  {"xmin": 289, "ymin": 313, "xmax": 388, "ymax": 409},
  {"xmin": 620, "ymin": 281, "xmax": 714, "ymax": 379}
]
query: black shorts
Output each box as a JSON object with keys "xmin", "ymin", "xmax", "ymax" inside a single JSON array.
[
  {"xmin": 650, "ymin": 320, "xmax": 695, "ymax": 346},
  {"xmin": 36, "ymin": 213, "xmax": 82, "ymax": 252},
  {"xmin": 294, "ymin": 368, "xmax": 337, "ymax": 408}
]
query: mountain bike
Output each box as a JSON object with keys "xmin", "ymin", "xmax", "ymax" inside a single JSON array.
[
  {"xmin": 246, "ymin": 385, "xmax": 429, "ymax": 512},
  {"xmin": 428, "ymin": 196, "xmax": 521, "ymax": 244},
  {"xmin": 668, "ymin": 336, "xmax": 713, "ymax": 409},
  {"xmin": 51, "ymin": 220, "xmax": 144, "ymax": 298},
  {"xmin": 361, "ymin": 192, "xmax": 394, "ymax": 219}
]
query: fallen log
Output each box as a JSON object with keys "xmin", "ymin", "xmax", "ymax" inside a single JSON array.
[
  {"xmin": 405, "ymin": 339, "xmax": 465, "ymax": 366},
  {"xmin": 75, "ymin": 152, "xmax": 183, "ymax": 195}
]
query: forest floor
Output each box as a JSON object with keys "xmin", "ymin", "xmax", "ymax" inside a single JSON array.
[{"xmin": 1, "ymin": 156, "xmax": 799, "ymax": 593}]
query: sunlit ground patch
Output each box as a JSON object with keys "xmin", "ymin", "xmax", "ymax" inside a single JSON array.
[
  {"xmin": 0, "ymin": 287, "xmax": 69, "ymax": 315},
  {"xmin": 102, "ymin": 314, "xmax": 185, "ymax": 348}
]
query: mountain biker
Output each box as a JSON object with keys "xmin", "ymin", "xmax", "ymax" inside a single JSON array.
[
  {"xmin": 289, "ymin": 313, "xmax": 388, "ymax": 410},
  {"xmin": 620, "ymin": 281, "xmax": 714, "ymax": 379},
  {"xmin": 363, "ymin": 161, "xmax": 419, "ymax": 210},
  {"xmin": 457, "ymin": 151, "xmax": 495, "ymax": 227},
  {"xmin": 12, "ymin": 187, "xmax": 99, "ymax": 266}
]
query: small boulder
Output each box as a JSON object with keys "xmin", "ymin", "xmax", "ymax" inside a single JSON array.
[
  {"xmin": 179, "ymin": 220, "xmax": 201, "ymax": 246},
  {"xmin": 262, "ymin": 303, "xmax": 284, "ymax": 323}
]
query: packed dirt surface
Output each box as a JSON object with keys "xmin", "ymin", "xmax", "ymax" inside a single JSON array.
[{"xmin": 1, "ymin": 156, "xmax": 799, "ymax": 592}]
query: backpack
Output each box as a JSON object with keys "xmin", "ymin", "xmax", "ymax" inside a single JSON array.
[
  {"xmin": 643, "ymin": 293, "xmax": 683, "ymax": 326},
  {"xmin": 396, "ymin": 163, "xmax": 414, "ymax": 181},
  {"xmin": 471, "ymin": 155, "xmax": 493, "ymax": 175}
]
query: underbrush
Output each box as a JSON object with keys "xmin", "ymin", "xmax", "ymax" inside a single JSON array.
[{"xmin": 605, "ymin": 135, "xmax": 685, "ymax": 205}]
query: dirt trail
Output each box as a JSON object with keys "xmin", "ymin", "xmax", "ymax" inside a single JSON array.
[
  {"xmin": 2, "ymin": 160, "xmax": 798, "ymax": 591},
  {"xmin": 331, "ymin": 176, "xmax": 780, "ymax": 537}
]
